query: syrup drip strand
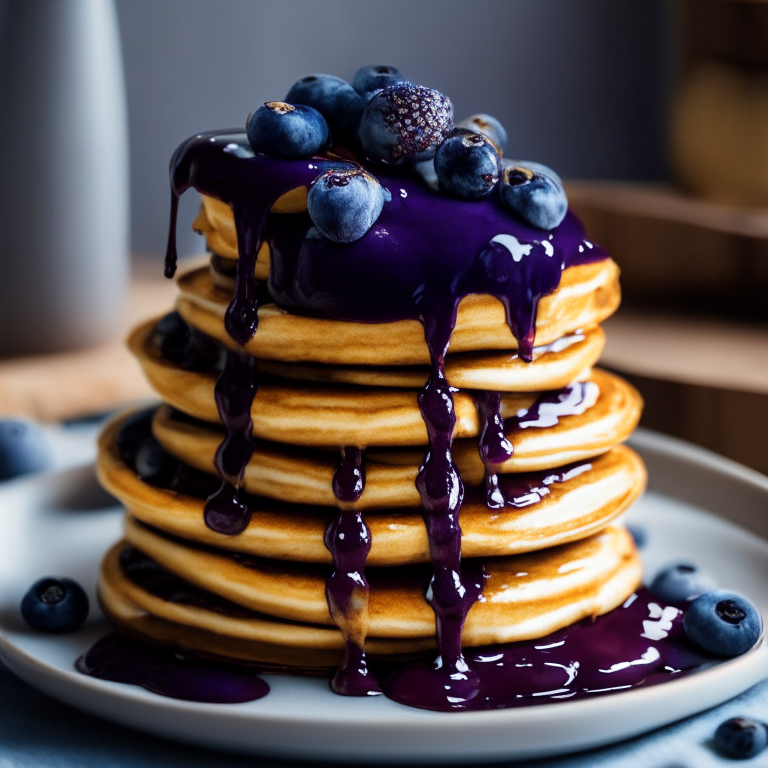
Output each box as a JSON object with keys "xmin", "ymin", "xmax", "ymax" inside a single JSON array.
[
  {"xmin": 325, "ymin": 446, "xmax": 381, "ymax": 695},
  {"xmin": 475, "ymin": 391, "xmax": 514, "ymax": 509},
  {"xmin": 203, "ymin": 351, "xmax": 257, "ymax": 535},
  {"xmin": 411, "ymin": 298, "xmax": 484, "ymax": 706}
]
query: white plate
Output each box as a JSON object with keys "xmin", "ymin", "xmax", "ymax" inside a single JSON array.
[{"xmin": 1, "ymin": 428, "xmax": 768, "ymax": 764}]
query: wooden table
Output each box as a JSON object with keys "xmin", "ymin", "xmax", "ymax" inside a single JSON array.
[{"xmin": 0, "ymin": 260, "xmax": 176, "ymax": 422}]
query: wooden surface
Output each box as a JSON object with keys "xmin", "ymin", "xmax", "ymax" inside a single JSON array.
[
  {"xmin": 567, "ymin": 180, "xmax": 768, "ymax": 315},
  {"xmin": 603, "ymin": 308, "xmax": 768, "ymax": 475},
  {"xmin": 572, "ymin": 178, "xmax": 768, "ymax": 475},
  {"xmin": 0, "ymin": 261, "xmax": 177, "ymax": 422}
]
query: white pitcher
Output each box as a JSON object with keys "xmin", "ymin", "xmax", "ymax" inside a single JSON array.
[{"xmin": 0, "ymin": 0, "xmax": 129, "ymax": 355}]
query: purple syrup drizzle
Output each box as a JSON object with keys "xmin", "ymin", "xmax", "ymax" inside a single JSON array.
[
  {"xmin": 203, "ymin": 351, "xmax": 258, "ymax": 535},
  {"xmin": 383, "ymin": 588, "xmax": 711, "ymax": 711},
  {"xmin": 325, "ymin": 447, "xmax": 381, "ymax": 696},
  {"xmin": 412, "ymin": 297, "xmax": 484, "ymax": 706},
  {"xmin": 504, "ymin": 380, "xmax": 595, "ymax": 435},
  {"xmin": 474, "ymin": 391, "xmax": 515, "ymax": 509},
  {"xmin": 77, "ymin": 633, "xmax": 269, "ymax": 704},
  {"xmin": 495, "ymin": 460, "xmax": 593, "ymax": 508}
]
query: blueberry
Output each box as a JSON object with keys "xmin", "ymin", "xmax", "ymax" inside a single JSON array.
[
  {"xmin": 0, "ymin": 419, "xmax": 52, "ymax": 481},
  {"xmin": 457, "ymin": 113, "xmax": 508, "ymax": 154},
  {"xmin": 285, "ymin": 75, "xmax": 364, "ymax": 142},
  {"xmin": 307, "ymin": 168, "xmax": 391, "ymax": 243},
  {"xmin": 358, "ymin": 84, "xmax": 453, "ymax": 165},
  {"xmin": 498, "ymin": 162, "xmax": 567, "ymax": 230},
  {"xmin": 684, "ymin": 590, "xmax": 762, "ymax": 657},
  {"xmin": 134, "ymin": 435, "xmax": 178, "ymax": 486},
  {"xmin": 434, "ymin": 129, "xmax": 500, "ymax": 200},
  {"xmin": 246, "ymin": 102, "xmax": 329, "ymax": 159},
  {"xmin": 351, "ymin": 65, "xmax": 407, "ymax": 97},
  {"xmin": 649, "ymin": 563, "xmax": 714, "ymax": 603},
  {"xmin": 21, "ymin": 577, "xmax": 89, "ymax": 632},
  {"xmin": 714, "ymin": 717, "xmax": 768, "ymax": 759}
]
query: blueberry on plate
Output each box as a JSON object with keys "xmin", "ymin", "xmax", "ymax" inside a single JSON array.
[
  {"xmin": 21, "ymin": 577, "xmax": 89, "ymax": 632},
  {"xmin": 714, "ymin": 717, "xmax": 768, "ymax": 759},
  {"xmin": 285, "ymin": 74, "xmax": 365, "ymax": 141},
  {"xmin": 434, "ymin": 129, "xmax": 501, "ymax": 200},
  {"xmin": 358, "ymin": 83, "xmax": 453, "ymax": 165},
  {"xmin": 307, "ymin": 168, "xmax": 391, "ymax": 243},
  {"xmin": 246, "ymin": 102, "xmax": 329, "ymax": 159},
  {"xmin": 498, "ymin": 162, "xmax": 567, "ymax": 230},
  {"xmin": 0, "ymin": 419, "xmax": 52, "ymax": 481},
  {"xmin": 683, "ymin": 590, "xmax": 762, "ymax": 657},
  {"xmin": 456, "ymin": 113, "xmax": 508, "ymax": 154},
  {"xmin": 649, "ymin": 562, "xmax": 714, "ymax": 603},
  {"xmin": 351, "ymin": 65, "xmax": 407, "ymax": 97}
]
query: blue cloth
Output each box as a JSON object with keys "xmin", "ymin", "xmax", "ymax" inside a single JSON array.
[{"xmin": 0, "ymin": 656, "xmax": 763, "ymax": 767}]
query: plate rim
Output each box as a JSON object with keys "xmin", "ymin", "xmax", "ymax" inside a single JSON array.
[{"xmin": 2, "ymin": 427, "xmax": 768, "ymax": 762}]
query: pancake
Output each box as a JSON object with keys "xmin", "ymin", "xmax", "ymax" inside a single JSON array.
[
  {"xmin": 98, "ymin": 411, "xmax": 646, "ymax": 565},
  {"xmin": 148, "ymin": 369, "xmax": 641, "ymax": 507},
  {"xmin": 131, "ymin": 319, "xmax": 612, "ymax": 448},
  {"xmin": 132, "ymin": 314, "xmax": 606, "ymax": 394},
  {"xmin": 116, "ymin": 520, "xmax": 640, "ymax": 645},
  {"xmin": 175, "ymin": 260, "xmax": 621, "ymax": 366}
]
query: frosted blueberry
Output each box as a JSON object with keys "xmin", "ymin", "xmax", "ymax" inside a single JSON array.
[
  {"xmin": 434, "ymin": 129, "xmax": 500, "ymax": 199},
  {"xmin": 714, "ymin": 718, "xmax": 768, "ymax": 759},
  {"xmin": 358, "ymin": 84, "xmax": 453, "ymax": 165},
  {"xmin": 285, "ymin": 75, "xmax": 365, "ymax": 141},
  {"xmin": 246, "ymin": 102, "xmax": 329, "ymax": 159},
  {"xmin": 0, "ymin": 419, "xmax": 52, "ymax": 480},
  {"xmin": 352, "ymin": 65, "xmax": 407, "ymax": 97},
  {"xmin": 457, "ymin": 113, "xmax": 508, "ymax": 154},
  {"xmin": 498, "ymin": 162, "xmax": 567, "ymax": 230},
  {"xmin": 649, "ymin": 563, "xmax": 714, "ymax": 603},
  {"xmin": 307, "ymin": 168, "xmax": 391, "ymax": 243},
  {"xmin": 21, "ymin": 577, "xmax": 89, "ymax": 632},
  {"xmin": 684, "ymin": 590, "xmax": 762, "ymax": 657}
]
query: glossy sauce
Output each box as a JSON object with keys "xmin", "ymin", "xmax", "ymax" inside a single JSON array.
[
  {"xmin": 77, "ymin": 633, "xmax": 269, "ymax": 703},
  {"xmin": 326, "ymin": 447, "xmax": 381, "ymax": 695}
]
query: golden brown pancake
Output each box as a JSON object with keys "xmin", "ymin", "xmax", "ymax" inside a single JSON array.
[
  {"xmin": 133, "ymin": 315, "xmax": 606, "ymax": 395},
  {"xmin": 146, "ymin": 369, "xmax": 641, "ymax": 507},
  {"xmin": 175, "ymin": 259, "xmax": 621, "ymax": 365},
  {"xmin": 108, "ymin": 523, "xmax": 640, "ymax": 646},
  {"xmin": 98, "ymin": 412, "xmax": 646, "ymax": 565}
]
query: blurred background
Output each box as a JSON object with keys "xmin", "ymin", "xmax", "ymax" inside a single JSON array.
[{"xmin": 0, "ymin": 0, "xmax": 767, "ymax": 476}]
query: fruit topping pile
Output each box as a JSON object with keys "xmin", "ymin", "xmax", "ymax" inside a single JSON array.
[{"xmin": 244, "ymin": 65, "xmax": 568, "ymax": 242}]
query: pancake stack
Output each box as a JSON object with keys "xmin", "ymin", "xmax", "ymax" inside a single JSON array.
[{"xmin": 97, "ymin": 114, "xmax": 645, "ymax": 703}]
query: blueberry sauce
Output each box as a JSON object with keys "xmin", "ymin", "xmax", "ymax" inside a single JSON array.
[
  {"xmin": 77, "ymin": 633, "xmax": 269, "ymax": 704},
  {"xmin": 383, "ymin": 588, "xmax": 711, "ymax": 711},
  {"xmin": 494, "ymin": 461, "xmax": 593, "ymax": 508},
  {"xmin": 504, "ymin": 381, "xmax": 597, "ymax": 433},
  {"xmin": 413, "ymin": 297, "xmax": 485, "ymax": 705},
  {"xmin": 325, "ymin": 447, "xmax": 381, "ymax": 695},
  {"xmin": 204, "ymin": 351, "xmax": 259, "ymax": 536},
  {"xmin": 474, "ymin": 391, "xmax": 514, "ymax": 509}
]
